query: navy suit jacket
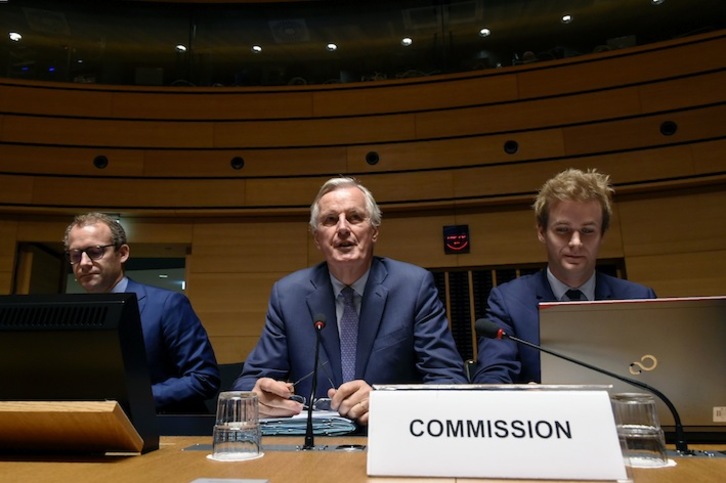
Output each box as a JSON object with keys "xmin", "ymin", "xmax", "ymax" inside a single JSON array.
[
  {"xmin": 126, "ymin": 279, "xmax": 220, "ymax": 413},
  {"xmin": 234, "ymin": 257, "xmax": 468, "ymax": 398},
  {"xmin": 472, "ymin": 270, "xmax": 656, "ymax": 384}
]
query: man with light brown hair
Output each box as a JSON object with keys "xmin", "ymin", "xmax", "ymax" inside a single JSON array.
[
  {"xmin": 472, "ymin": 168, "xmax": 656, "ymax": 384},
  {"xmin": 64, "ymin": 212, "xmax": 219, "ymax": 413}
]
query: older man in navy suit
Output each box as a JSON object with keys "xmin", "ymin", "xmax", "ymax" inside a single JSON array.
[
  {"xmin": 472, "ymin": 169, "xmax": 656, "ymax": 384},
  {"xmin": 64, "ymin": 213, "xmax": 220, "ymax": 413},
  {"xmin": 234, "ymin": 177, "xmax": 467, "ymax": 425}
]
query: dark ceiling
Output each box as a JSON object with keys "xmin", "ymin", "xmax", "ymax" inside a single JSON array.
[{"xmin": 1, "ymin": 0, "xmax": 724, "ymax": 86}]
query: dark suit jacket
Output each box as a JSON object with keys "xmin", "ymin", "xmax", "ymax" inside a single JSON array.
[
  {"xmin": 472, "ymin": 270, "xmax": 656, "ymax": 384},
  {"xmin": 126, "ymin": 279, "xmax": 220, "ymax": 413},
  {"xmin": 233, "ymin": 257, "xmax": 468, "ymax": 398}
]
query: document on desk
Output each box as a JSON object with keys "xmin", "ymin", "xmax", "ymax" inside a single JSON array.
[{"xmin": 260, "ymin": 410, "xmax": 356, "ymax": 436}]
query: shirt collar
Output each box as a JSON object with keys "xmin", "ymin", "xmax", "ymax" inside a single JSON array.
[
  {"xmin": 546, "ymin": 268, "xmax": 595, "ymax": 301},
  {"xmin": 111, "ymin": 276, "xmax": 129, "ymax": 293},
  {"xmin": 330, "ymin": 270, "xmax": 370, "ymax": 298}
]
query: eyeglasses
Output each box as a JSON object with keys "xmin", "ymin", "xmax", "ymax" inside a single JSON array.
[
  {"xmin": 289, "ymin": 395, "xmax": 333, "ymax": 411},
  {"xmin": 65, "ymin": 244, "xmax": 115, "ymax": 265}
]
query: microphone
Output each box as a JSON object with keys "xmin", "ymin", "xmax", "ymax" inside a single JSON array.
[
  {"xmin": 302, "ymin": 313, "xmax": 326, "ymax": 450},
  {"xmin": 475, "ymin": 318, "xmax": 691, "ymax": 454}
]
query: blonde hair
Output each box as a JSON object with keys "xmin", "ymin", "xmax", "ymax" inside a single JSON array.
[
  {"xmin": 63, "ymin": 212, "xmax": 127, "ymax": 250},
  {"xmin": 533, "ymin": 168, "xmax": 614, "ymax": 233}
]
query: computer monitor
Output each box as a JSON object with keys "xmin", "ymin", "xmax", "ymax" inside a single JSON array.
[{"xmin": 0, "ymin": 293, "xmax": 159, "ymax": 453}]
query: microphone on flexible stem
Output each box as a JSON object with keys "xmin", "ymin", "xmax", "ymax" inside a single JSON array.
[
  {"xmin": 302, "ymin": 313, "xmax": 326, "ymax": 450},
  {"xmin": 475, "ymin": 318, "xmax": 692, "ymax": 454}
]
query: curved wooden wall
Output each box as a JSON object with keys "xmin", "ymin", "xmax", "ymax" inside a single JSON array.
[{"xmin": 1, "ymin": 31, "xmax": 724, "ymax": 362}]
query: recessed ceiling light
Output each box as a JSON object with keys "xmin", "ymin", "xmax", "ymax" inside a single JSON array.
[
  {"xmin": 651, "ymin": 0, "xmax": 665, "ymax": 4},
  {"xmin": 251, "ymin": 45, "xmax": 262, "ymax": 53},
  {"xmin": 326, "ymin": 43, "xmax": 338, "ymax": 52},
  {"xmin": 9, "ymin": 32, "xmax": 22, "ymax": 42},
  {"xmin": 479, "ymin": 28, "xmax": 491, "ymax": 38},
  {"xmin": 401, "ymin": 37, "xmax": 413, "ymax": 47},
  {"xmin": 175, "ymin": 44, "xmax": 187, "ymax": 52},
  {"xmin": 561, "ymin": 14, "xmax": 573, "ymax": 24}
]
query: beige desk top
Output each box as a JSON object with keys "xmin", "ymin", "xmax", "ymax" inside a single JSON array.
[{"xmin": 0, "ymin": 436, "xmax": 723, "ymax": 483}]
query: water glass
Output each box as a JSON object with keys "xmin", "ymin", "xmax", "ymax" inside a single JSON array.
[
  {"xmin": 208, "ymin": 391, "xmax": 264, "ymax": 462},
  {"xmin": 611, "ymin": 393, "xmax": 669, "ymax": 468}
]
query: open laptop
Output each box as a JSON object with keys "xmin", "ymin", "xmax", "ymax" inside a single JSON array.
[{"xmin": 538, "ymin": 296, "xmax": 726, "ymax": 443}]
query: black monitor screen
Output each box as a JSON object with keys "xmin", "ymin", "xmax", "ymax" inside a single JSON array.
[{"xmin": 0, "ymin": 293, "xmax": 159, "ymax": 453}]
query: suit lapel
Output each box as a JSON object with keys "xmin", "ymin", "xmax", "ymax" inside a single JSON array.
[
  {"xmin": 126, "ymin": 279, "xmax": 148, "ymax": 315},
  {"xmin": 594, "ymin": 272, "xmax": 615, "ymax": 300},
  {"xmin": 305, "ymin": 264, "xmax": 343, "ymax": 386},
  {"xmin": 535, "ymin": 270, "xmax": 557, "ymax": 303},
  {"xmin": 357, "ymin": 258, "xmax": 388, "ymax": 379}
]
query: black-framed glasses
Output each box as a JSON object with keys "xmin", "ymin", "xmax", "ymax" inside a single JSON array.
[{"xmin": 65, "ymin": 244, "xmax": 115, "ymax": 265}]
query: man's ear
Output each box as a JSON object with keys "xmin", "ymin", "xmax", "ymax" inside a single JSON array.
[
  {"xmin": 536, "ymin": 224, "xmax": 546, "ymax": 244},
  {"xmin": 371, "ymin": 225, "xmax": 380, "ymax": 243},
  {"xmin": 118, "ymin": 244, "xmax": 131, "ymax": 263}
]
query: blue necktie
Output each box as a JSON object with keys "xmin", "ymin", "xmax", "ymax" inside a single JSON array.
[
  {"xmin": 565, "ymin": 289, "xmax": 585, "ymax": 301},
  {"xmin": 339, "ymin": 287, "xmax": 358, "ymax": 382}
]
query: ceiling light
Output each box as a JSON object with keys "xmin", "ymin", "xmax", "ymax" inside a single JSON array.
[
  {"xmin": 326, "ymin": 43, "xmax": 338, "ymax": 52},
  {"xmin": 401, "ymin": 37, "xmax": 413, "ymax": 47},
  {"xmin": 561, "ymin": 14, "xmax": 573, "ymax": 24},
  {"xmin": 479, "ymin": 28, "xmax": 491, "ymax": 38},
  {"xmin": 9, "ymin": 32, "xmax": 22, "ymax": 42},
  {"xmin": 175, "ymin": 44, "xmax": 187, "ymax": 53},
  {"xmin": 651, "ymin": 0, "xmax": 665, "ymax": 4},
  {"xmin": 251, "ymin": 45, "xmax": 262, "ymax": 53}
]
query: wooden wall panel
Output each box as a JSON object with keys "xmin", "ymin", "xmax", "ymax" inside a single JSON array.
[
  {"xmin": 516, "ymin": 33, "xmax": 726, "ymax": 99},
  {"xmin": 0, "ymin": 84, "xmax": 114, "ymax": 117},
  {"xmin": 212, "ymin": 114, "xmax": 418, "ymax": 148},
  {"xmin": 562, "ymin": 104, "xmax": 726, "ymax": 156},
  {"xmin": 626, "ymin": 251, "xmax": 726, "ymax": 298},
  {"xmin": 0, "ymin": 145, "xmax": 146, "ymax": 176},
  {"xmin": 361, "ymin": 171, "xmax": 455, "ymax": 204},
  {"xmin": 639, "ymin": 70, "xmax": 726, "ymax": 112},
  {"xmin": 414, "ymin": 88, "xmax": 643, "ymax": 139},
  {"xmin": 110, "ymin": 89, "xmax": 314, "ymax": 120},
  {"xmin": 142, "ymin": 147, "xmax": 348, "ymax": 177},
  {"xmin": 617, "ymin": 189, "xmax": 726, "ymax": 257},
  {"xmin": 348, "ymin": 130, "xmax": 566, "ymax": 173},
  {"xmin": 29, "ymin": 178, "xmax": 246, "ymax": 208},
  {"xmin": 311, "ymin": 73, "xmax": 519, "ymax": 116},
  {"xmin": 373, "ymin": 213, "xmax": 458, "ymax": 268},
  {"xmin": 187, "ymin": 272, "xmax": 282, "ymax": 363},
  {"xmin": 1, "ymin": 116, "xmax": 215, "ymax": 148},
  {"xmin": 0, "ymin": 175, "xmax": 34, "ymax": 206},
  {"xmin": 189, "ymin": 222, "xmax": 309, "ymax": 273},
  {"xmin": 692, "ymin": 139, "xmax": 726, "ymax": 173},
  {"xmin": 0, "ymin": 221, "xmax": 18, "ymax": 295}
]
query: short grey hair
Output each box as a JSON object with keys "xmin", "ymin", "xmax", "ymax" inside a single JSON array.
[{"xmin": 309, "ymin": 177, "xmax": 382, "ymax": 231}]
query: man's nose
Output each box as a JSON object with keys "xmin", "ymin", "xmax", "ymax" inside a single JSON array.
[
  {"xmin": 335, "ymin": 215, "xmax": 351, "ymax": 231},
  {"xmin": 569, "ymin": 230, "xmax": 582, "ymax": 246},
  {"xmin": 78, "ymin": 252, "xmax": 94, "ymax": 265}
]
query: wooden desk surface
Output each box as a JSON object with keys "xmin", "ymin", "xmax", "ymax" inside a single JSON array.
[{"xmin": 0, "ymin": 436, "xmax": 723, "ymax": 483}]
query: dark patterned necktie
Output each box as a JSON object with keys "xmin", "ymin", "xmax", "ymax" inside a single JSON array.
[
  {"xmin": 339, "ymin": 286, "xmax": 358, "ymax": 382},
  {"xmin": 565, "ymin": 289, "xmax": 585, "ymax": 301}
]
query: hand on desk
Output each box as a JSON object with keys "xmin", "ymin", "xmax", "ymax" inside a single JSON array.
[
  {"xmin": 328, "ymin": 380, "xmax": 372, "ymax": 426},
  {"xmin": 252, "ymin": 377, "xmax": 303, "ymax": 418}
]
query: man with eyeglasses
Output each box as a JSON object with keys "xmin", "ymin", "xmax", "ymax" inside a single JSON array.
[
  {"xmin": 64, "ymin": 212, "xmax": 220, "ymax": 413},
  {"xmin": 233, "ymin": 177, "xmax": 468, "ymax": 426}
]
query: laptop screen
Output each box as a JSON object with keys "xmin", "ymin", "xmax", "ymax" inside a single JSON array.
[{"xmin": 538, "ymin": 296, "xmax": 726, "ymax": 442}]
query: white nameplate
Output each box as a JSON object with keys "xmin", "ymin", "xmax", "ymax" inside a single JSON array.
[{"xmin": 367, "ymin": 386, "xmax": 627, "ymax": 480}]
